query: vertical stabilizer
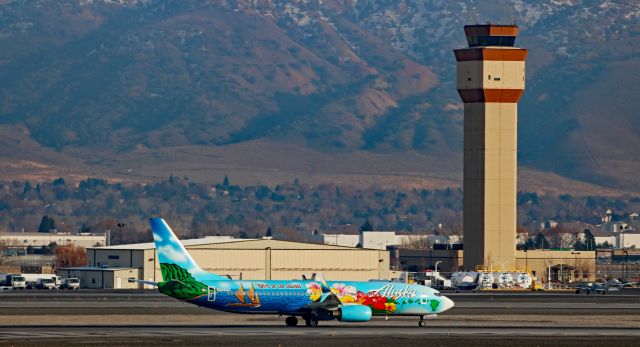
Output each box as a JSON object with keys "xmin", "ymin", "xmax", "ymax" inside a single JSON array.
[{"xmin": 150, "ymin": 218, "xmax": 227, "ymax": 282}]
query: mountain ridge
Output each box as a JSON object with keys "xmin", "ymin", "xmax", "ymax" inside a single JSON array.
[{"xmin": 1, "ymin": 0, "xmax": 639, "ymax": 191}]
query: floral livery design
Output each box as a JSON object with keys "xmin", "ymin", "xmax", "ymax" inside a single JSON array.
[
  {"xmin": 330, "ymin": 283, "xmax": 357, "ymax": 303},
  {"xmin": 356, "ymin": 291, "xmax": 399, "ymax": 314},
  {"xmin": 306, "ymin": 282, "xmax": 322, "ymax": 302},
  {"xmin": 306, "ymin": 282, "xmax": 444, "ymax": 315}
]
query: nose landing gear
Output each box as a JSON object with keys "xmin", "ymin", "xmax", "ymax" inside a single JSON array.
[{"xmin": 418, "ymin": 314, "xmax": 438, "ymax": 326}]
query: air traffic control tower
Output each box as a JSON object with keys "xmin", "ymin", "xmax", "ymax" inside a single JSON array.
[{"xmin": 454, "ymin": 25, "xmax": 527, "ymax": 270}]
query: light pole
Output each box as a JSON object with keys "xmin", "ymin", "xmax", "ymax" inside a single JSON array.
[
  {"xmin": 434, "ymin": 260, "xmax": 443, "ymax": 288},
  {"xmin": 559, "ymin": 238, "xmax": 564, "ymax": 285},
  {"xmin": 623, "ymin": 250, "xmax": 629, "ymax": 283},
  {"xmin": 571, "ymin": 251, "xmax": 581, "ymax": 282}
]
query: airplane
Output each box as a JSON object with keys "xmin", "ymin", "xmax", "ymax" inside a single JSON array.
[{"xmin": 144, "ymin": 218, "xmax": 454, "ymax": 327}]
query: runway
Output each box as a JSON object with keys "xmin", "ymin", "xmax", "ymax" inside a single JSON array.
[{"xmin": 1, "ymin": 290, "xmax": 639, "ymax": 346}]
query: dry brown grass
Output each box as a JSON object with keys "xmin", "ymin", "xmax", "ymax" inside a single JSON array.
[{"xmin": 0, "ymin": 125, "xmax": 635, "ymax": 196}]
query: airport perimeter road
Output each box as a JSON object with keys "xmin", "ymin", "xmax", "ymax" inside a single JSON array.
[{"xmin": 0, "ymin": 290, "xmax": 639, "ymax": 346}]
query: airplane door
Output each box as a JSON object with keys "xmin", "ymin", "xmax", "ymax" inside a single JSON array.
[
  {"xmin": 420, "ymin": 294, "xmax": 428, "ymax": 305},
  {"xmin": 207, "ymin": 286, "xmax": 216, "ymax": 301}
]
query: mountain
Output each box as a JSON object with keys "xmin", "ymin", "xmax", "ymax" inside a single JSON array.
[{"xmin": 0, "ymin": 0, "xmax": 638, "ymax": 192}]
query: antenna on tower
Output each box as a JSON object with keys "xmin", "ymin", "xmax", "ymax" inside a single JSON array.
[{"xmin": 503, "ymin": 5, "xmax": 508, "ymax": 25}]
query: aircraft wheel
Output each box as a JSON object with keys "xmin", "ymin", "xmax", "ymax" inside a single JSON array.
[
  {"xmin": 418, "ymin": 320, "xmax": 425, "ymax": 327},
  {"xmin": 285, "ymin": 316, "xmax": 298, "ymax": 327},
  {"xmin": 305, "ymin": 314, "xmax": 319, "ymax": 327}
]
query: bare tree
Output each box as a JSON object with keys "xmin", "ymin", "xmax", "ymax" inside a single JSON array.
[
  {"xmin": 54, "ymin": 245, "xmax": 87, "ymax": 269},
  {"xmin": 399, "ymin": 236, "xmax": 430, "ymax": 249},
  {"xmin": 449, "ymin": 221, "xmax": 463, "ymax": 244},
  {"xmin": 0, "ymin": 237, "xmax": 19, "ymax": 266}
]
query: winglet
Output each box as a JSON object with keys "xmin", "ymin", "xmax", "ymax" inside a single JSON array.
[{"xmin": 315, "ymin": 273, "xmax": 343, "ymax": 304}]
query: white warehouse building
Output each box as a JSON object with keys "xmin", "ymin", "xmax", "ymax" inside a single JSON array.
[
  {"xmin": 322, "ymin": 231, "xmax": 456, "ymax": 250},
  {"xmin": 63, "ymin": 236, "xmax": 391, "ymax": 289}
]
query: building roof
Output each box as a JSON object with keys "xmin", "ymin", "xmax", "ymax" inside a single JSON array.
[
  {"xmin": 0, "ymin": 232, "xmax": 106, "ymax": 238},
  {"xmin": 90, "ymin": 237, "xmax": 372, "ymax": 251},
  {"xmin": 59, "ymin": 266, "xmax": 137, "ymax": 271},
  {"xmin": 90, "ymin": 236, "xmax": 249, "ymax": 250}
]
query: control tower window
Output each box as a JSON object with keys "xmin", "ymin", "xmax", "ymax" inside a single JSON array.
[{"xmin": 467, "ymin": 35, "xmax": 516, "ymax": 47}]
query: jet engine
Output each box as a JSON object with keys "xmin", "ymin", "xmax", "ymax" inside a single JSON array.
[{"xmin": 336, "ymin": 304, "xmax": 372, "ymax": 322}]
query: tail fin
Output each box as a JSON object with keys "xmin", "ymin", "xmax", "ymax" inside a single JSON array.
[{"xmin": 150, "ymin": 218, "xmax": 227, "ymax": 282}]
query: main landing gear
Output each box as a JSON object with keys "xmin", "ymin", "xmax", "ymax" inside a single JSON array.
[
  {"xmin": 304, "ymin": 313, "xmax": 319, "ymax": 327},
  {"xmin": 285, "ymin": 316, "xmax": 298, "ymax": 326}
]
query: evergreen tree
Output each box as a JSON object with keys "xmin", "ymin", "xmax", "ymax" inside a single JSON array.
[
  {"xmin": 52, "ymin": 177, "xmax": 66, "ymax": 186},
  {"xmin": 572, "ymin": 233, "xmax": 586, "ymax": 251},
  {"xmin": 533, "ymin": 232, "xmax": 550, "ymax": 249},
  {"xmin": 265, "ymin": 227, "xmax": 272, "ymax": 238},
  {"xmin": 523, "ymin": 238, "xmax": 535, "ymax": 250},
  {"xmin": 23, "ymin": 181, "xmax": 32, "ymax": 194},
  {"xmin": 222, "ymin": 175, "xmax": 230, "ymax": 187},
  {"xmin": 80, "ymin": 224, "xmax": 91, "ymax": 233},
  {"xmin": 583, "ymin": 229, "xmax": 596, "ymax": 251},
  {"xmin": 359, "ymin": 219, "xmax": 373, "ymax": 232},
  {"xmin": 38, "ymin": 215, "xmax": 56, "ymax": 233}
]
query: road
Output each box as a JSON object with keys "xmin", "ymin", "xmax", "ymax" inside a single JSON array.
[{"xmin": 0, "ymin": 290, "xmax": 639, "ymax": 346}]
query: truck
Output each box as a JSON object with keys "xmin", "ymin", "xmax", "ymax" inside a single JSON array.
[
  {"xmin": 35, "ymin": 277, "xmax": 57, "ymax": 290},
  {"xmin": 0, "ymin": 274, "xmax": 26, "ymax": 290},
  {"xmin": 22, "ymin": 274, "xmax": 60, "ymax": 289},
  {"xmin": 61, "ymin": 277, "xmax": 80, "ymax": 290}
]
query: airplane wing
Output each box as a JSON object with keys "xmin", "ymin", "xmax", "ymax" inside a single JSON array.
[
  {"xmin": 128, "ymin": 278, "xmax": 159, "ymax": 287},
  {"xmin": 302, "ymin": 273, "xmax": 344, "ymax": 312}
]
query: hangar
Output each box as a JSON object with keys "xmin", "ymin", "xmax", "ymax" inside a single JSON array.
[
  {"xmin": 71, "ymin": 237, "xmax": 391, "ymax": 288},
  {"xmin": 58, "ymin": 267, "xmax": 139, "ymax": 289}
]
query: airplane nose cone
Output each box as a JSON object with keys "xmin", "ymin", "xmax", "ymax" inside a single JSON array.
[{"xmin": 441, "ymin": 296, "xmax": 455, "ymax": 312}]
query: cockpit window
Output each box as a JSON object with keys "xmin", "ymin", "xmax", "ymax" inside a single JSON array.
[{"xmin": 434, "ymin": 292, "xmax": 442, "ymax": 297}]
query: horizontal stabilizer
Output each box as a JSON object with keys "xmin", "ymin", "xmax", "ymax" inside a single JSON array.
[{"xmin": 127, "ymin": 278, "xmax": 158, "ymax": 287}]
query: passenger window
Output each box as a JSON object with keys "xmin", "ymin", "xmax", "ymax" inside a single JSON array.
[{"xmin": 494, "ymin": 77, "xmax": 501, "ymax": 81}]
